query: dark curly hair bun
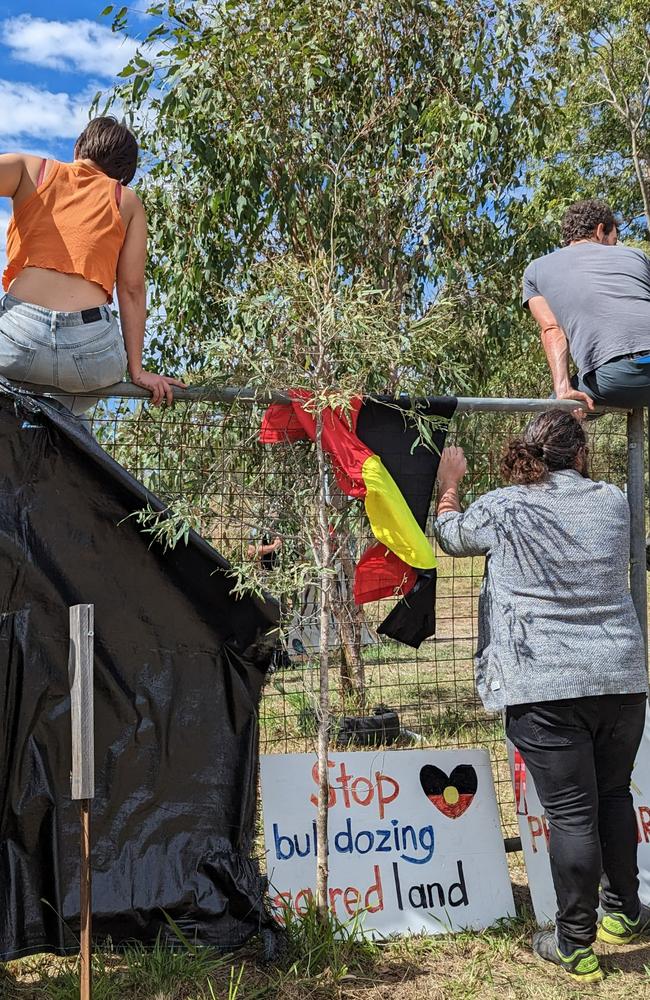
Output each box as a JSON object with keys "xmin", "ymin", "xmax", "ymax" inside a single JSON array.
[{"xmin": 501, "ymin": 410, "xmax": 587, "ymax": 485}]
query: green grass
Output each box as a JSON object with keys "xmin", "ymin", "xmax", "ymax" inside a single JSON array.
[
  {"xmin": 6, "ymin": 936, "xmax": 233, "ymax": 1000},
  {"xmin": 121, "ymin": 933, "xmax": 228, "ymax": 999},
  {"xmin": 420, "ymin": 704, "xmax": 474, "ymax": 740},
  {"xmin": 7, "ymin": 904, "xmax": 650, "ymax": 999}
]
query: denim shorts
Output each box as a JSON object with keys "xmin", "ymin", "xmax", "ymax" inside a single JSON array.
[
  {"xmin": 0, "ymin": 294, "xmax": 127, "ymax": 414},
  {"xmin": 577, "ymin": 355, "xmax": 650, "ymax": 409}
]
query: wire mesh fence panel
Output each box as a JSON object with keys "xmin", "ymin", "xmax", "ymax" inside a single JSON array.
[{"xmin": 89, "ymin": 399, "xmax": 632, "ymax": 843}]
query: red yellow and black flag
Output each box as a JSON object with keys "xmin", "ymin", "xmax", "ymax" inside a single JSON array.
[{"xmin": 260, "ymin": 391, "xmax": 457, "ymax": 647}]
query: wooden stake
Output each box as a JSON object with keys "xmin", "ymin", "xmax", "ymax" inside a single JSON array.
[
  {"xmin": 69, "ymin": 604, "xmax": 95, "ymax": 1000},
  {"xmin": 80, "ymin": 799, "xmax": 92, "ymax": 1000}
]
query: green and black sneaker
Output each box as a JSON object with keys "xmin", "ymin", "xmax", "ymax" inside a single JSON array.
[
  {"xmin": 532, "ymin": 930, "xmax": 604, "ymax": 983},
  {"xmin": 597, "ymin": 904, "xmax": 650, "ymax": 945}
]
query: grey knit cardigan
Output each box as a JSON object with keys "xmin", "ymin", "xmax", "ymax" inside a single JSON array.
[{"xmin": 434, "ymin": 469, "xmax": 648, "ymax": 710}]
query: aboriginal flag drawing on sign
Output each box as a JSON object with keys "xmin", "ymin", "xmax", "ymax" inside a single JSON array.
[{"xmin": 260, "ymin": 391, "xmax": 457, "ymax": 647}]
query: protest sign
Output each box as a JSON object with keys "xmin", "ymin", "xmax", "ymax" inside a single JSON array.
[
  {"xmin": 261, "ymin": 749, "xmax": 515, "ymax": 937},
  {"xmin": 508, "ymin": 709, "xmax": 650, "ymax": 925}
]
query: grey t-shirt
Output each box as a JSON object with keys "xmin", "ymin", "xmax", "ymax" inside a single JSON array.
[{"xmin": 523, "ymin": 242, "xmax": 650, "ymax": 376}]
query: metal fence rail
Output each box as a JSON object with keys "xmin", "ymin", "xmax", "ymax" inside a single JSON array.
[
  {"xmin": 51, "ymin": 388, "xmax": 645, "ymax": 848},
  {"xmin": 13, "ymin": 378, "xmax": 630, "ymax": 411}
]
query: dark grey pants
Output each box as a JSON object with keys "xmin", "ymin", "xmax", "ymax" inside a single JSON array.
[
  {"xmin": 507, "ymin": 693, "xmax": 646, "ymax": 952},
  {"xmin": 578, "ymin": 356, "xmax": 650, "ymax": 407}
]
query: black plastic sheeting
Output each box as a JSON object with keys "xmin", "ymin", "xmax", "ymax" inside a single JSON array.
[{"xmin": 0, "ymin": 381, "xmax": 280, "ymax": 962}]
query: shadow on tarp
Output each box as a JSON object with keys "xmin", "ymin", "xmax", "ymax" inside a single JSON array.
[{"xmin": 0, "ymin": 379, "xmax": 281, "ymax": 962}]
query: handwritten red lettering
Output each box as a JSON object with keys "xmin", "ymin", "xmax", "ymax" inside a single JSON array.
[
  {"xmin": 294, "ymin": 888, "xmax": 314, "ymax": 915},
  {"xmin": 375, "ymin": 772, "xmax": 399, "ymax": 819},
  {"xmin": 310, "ymin": 759, "xmax": 336, "ymax": 808},
  {"xmin": 527, "ymin": 814, "xmax": 550, "ymax": 853},
  {"xmin": 639, "ymin": 805, "xmax": 650, "ymax": 844},
  {"xmin": 310, "ymin": 760, "xmax": 401, "ymax": 816},
  {"xmin": 351, "ymin": 776, "xmax": 373, "ymax": 806},
  {"xmin": 343, "ymin": 886, "xmax": 362, "ymax": 916},
  {"xmin": 527, "ymin": 815, "xmax": 543, "ymax": 854}
]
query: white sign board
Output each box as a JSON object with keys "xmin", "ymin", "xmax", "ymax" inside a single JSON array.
[
  {"xmin": 261, "ymin": 749, "xmax": 515, "ymax": 937},
  {"xmin": 508, "ymin": 709, "xmax": 650, "ymax": 925}
]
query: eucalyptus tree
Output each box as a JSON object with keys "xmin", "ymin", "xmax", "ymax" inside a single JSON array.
[
  {"xmin": 102, "ymin": 0, "xmax": 564, "ymax": 917},
  {"xmin": 533, "ymin": 1, "xmax": 650, "ymax": 236},
  {"xmin": 103, "ymin": 0, "xmax": 563, "ymax": 376}
]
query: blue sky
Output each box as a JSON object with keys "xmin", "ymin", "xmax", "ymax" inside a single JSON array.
[{"xmin": 0, "ymin": 2, "xmax": 150, "ymax": 264}]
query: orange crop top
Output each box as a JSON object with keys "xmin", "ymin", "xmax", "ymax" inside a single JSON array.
[{"xmin": 2, "ymin": 160, "xmax": 127, "ymax": 300}]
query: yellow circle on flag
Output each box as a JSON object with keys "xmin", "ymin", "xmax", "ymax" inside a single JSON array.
[{"xmin": 443, "ymin": 785, "xmax": 459, "ymax": 806}]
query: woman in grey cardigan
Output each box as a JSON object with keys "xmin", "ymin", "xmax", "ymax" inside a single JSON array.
[{"xmin": 435, "ymin": 409, "xmax": 648, "ymax": 984}]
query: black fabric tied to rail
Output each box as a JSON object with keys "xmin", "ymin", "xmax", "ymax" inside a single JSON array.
[{"xmin": 0, "ymin": 380, "xmax": 280, "ymax": 962}]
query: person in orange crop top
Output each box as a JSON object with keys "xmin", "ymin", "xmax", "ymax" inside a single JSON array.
[{"xmin": 0, "ymin": 116, "xmax": 185, "ymax": 412}]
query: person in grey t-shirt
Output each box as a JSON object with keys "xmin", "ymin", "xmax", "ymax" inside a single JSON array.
[{"xmin": 523, "ymin": 199, "xmax": 650, "ymax": 410}]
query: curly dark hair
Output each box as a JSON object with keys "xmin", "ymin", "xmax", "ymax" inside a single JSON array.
[
  {"xmin": 561, "ymin": 199, "xmax": 617, "ymax": 245},
  {"xmin": 501, "ymin": 410, "xmax": 588, "ymax": 485},
  {"xmin": 74, "ymin": 116, "xmax": 138, "ymax": 186}
]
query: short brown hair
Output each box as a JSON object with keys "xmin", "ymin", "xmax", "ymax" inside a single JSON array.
[
  {"xmin": 501, "ymin": 410, "xmax": 588, "ymax": 485},
  {"xmin": 75, "ymin": 116, "xmax": 138, "ymax": 185},
  {"xmin": 561, "ymin": 199, "xmax": 617, "ymax": 245}
]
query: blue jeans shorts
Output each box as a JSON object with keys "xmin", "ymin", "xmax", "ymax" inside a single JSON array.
[{"xmin": 0, "ymin": 294, "xmax": 127, "ymax": 415}]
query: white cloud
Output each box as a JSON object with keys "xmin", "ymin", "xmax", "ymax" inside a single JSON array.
[
  {"xmin": 1, "ymin": 15, "xmax": 139, "ymax": 78},
  {"xmin": 0, "ymin": 80, "xmax": 91, "ymax": 141}
]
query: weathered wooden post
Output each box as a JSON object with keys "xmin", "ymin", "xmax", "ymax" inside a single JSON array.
[{"xmin": 69, "ymin": 604, "xmax": 95, "ymax": 1000}]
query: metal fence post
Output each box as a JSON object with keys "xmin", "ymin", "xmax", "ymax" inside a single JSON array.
[{"xmin": 627, "ymin": 409, "xmax": 647, "ymax": 662}]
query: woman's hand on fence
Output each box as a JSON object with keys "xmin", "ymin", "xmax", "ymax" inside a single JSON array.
[
  {"xmin": 131, "ymin": 369, "xmax": 187, "ymax": 406},
  {"xmin": 437, "ymin": 446, "xmax": 467, "ymax": 487}
]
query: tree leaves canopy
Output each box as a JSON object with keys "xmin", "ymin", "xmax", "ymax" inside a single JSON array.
[{"xmin": 104, "ymin": 0, "xmax": 566, "ymax": 391}]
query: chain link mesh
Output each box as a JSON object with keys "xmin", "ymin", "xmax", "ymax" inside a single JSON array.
[{"xmin": 89, "ymin": 399, "xmax": 630, "ymax": 842}]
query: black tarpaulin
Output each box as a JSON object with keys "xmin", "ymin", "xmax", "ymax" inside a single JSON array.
[{"xmin": 0, "ymin": 381, "xmax": 280, "ymax": 962}]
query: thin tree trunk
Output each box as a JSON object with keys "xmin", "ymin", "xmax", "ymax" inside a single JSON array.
[
  {"xmin": 315, "ymin": 409, "xmax": 332, "ymax": 922},
  {"xmin": 630, "ymin": 126, "xmax": 650, "ymax": 233},
  {"xmin": 330, "ymin": 581, "xmax": 355, "ymax": 697},
  {"xmin": 329, "ymin": 487, "xmax": 367, "ymax": 709},
  {"xmin": 341, "ymin": 533, "xmax": 366, "ymax": 712},
  {"xmin": 336, "ymin": 539, "xmax": 367, "ymax": 708}
]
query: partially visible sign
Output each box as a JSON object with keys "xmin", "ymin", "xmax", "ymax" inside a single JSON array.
[
  {"xmin": 508, "ymin": 709, "xmax": 650, "ymax": 926},
  {"xmin": 261, "ymin": 749, "xmax": 515, "ymax": 937}
]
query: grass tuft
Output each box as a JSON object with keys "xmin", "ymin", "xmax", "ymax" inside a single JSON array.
[
  {"xmin": 278, "ymin": 899, "xmax": 380, "ymax": 983},
  {"xmin": 121, "ymin": 934, "xmax": 227, "ymax": 999}
]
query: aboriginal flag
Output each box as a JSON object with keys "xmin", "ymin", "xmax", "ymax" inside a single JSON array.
[{"xmin": 260, "ymin": 391, "xmax": 457, "ymax": 647}]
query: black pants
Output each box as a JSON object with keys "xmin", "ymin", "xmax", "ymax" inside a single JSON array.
[{"xmin": 507, "ymin": 693, "xmax": 647, "ymax": 951}]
